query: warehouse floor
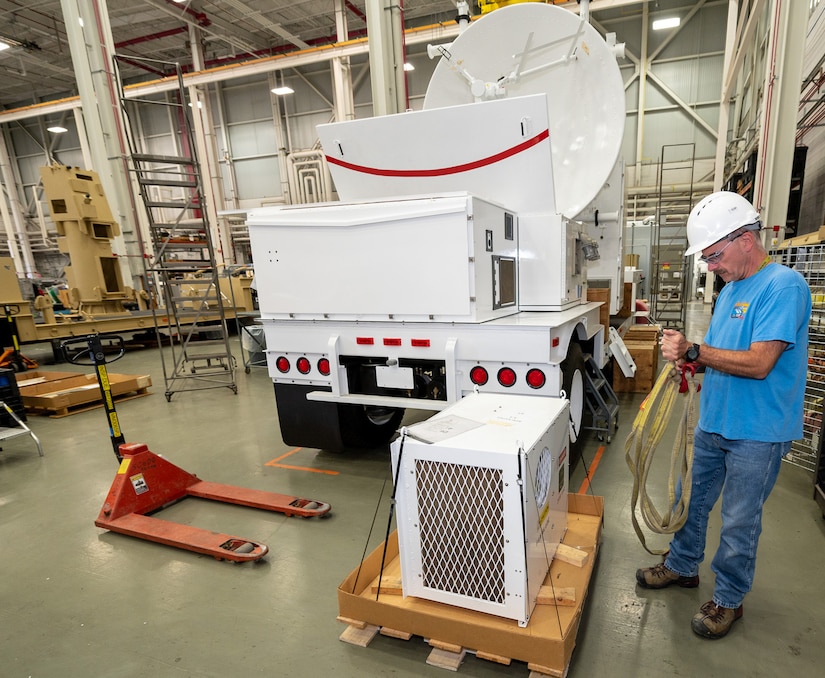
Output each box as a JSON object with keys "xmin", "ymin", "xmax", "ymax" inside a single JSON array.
[{"xmin": 1, "ymin": 301, "xmax": 824, "ymax": 677}]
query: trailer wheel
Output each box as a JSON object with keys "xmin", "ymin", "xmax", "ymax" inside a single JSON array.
[
  {"xmin": 340, "ymin": 404, "xmax": 405, "ymax": 448},
  {"xmin": 274, "ymin": 384, "xmax": 404, "ymax": 450},
  {"xmin": 561, "ymin": 342, "xmax": 586, "ymax": 468}
]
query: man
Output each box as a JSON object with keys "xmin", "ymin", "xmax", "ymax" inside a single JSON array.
[{"xmin": 635, "ymin": 191, "xmax": 811, "ymax": 639}]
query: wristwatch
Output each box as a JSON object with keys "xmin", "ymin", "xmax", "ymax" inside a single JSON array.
[{"xmin": 685, "ymin": 343, "xmax": 701, "ymax": 363}]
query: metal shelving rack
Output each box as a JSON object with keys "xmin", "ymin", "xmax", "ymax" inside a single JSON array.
[
  {"xmin": 650, "ymin": 143, "xmax": 695, "ymax": 331},
  {"xmin": 771, "ymin": 243, "xmax": 825, "ymax": 478},
  {"xmin": 113, "ymin": 55, "xmax": 236, "ymax": 400}
]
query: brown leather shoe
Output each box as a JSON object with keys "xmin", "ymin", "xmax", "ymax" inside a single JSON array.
[
  {"xmin": 691, "ymin": 601, "xmax": 744, "ymax": 639},
  {"xmin": 636, "ymin": 562, "xmax": 700, "ymax": 589}
]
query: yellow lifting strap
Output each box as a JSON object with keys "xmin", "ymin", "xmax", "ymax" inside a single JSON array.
[{"xmin": 624, "ymin": 362, "xmax": 700, "ymax": 555}]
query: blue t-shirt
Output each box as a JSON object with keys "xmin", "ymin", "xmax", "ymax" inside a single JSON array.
[{"xmin": 700, "ymin": 262, "xmax": 811, "ymax": 442}]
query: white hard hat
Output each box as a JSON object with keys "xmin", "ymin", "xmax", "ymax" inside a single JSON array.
[{"xmin": 685, "ymin": 191, "xmax": 761, "ymax": 256}]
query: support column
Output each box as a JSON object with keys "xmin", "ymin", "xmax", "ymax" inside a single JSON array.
[
  {"xmin": 754, "ymin": 0, "xmax": 807, "ymax": 243},
  {"xmin": 634, "ymin": 3, "xmax": 648, "ymax": 189},
  {"xmin": 0, "ymin": 129, "xmax": 35, "ymax": 275},
  {"xmin": 332, "ymin": 0, "xmax": 356, "ymax": 122},
  {"xmin": 187, "ymin": 24, "xmax": 229, "ymax": 266},
  {"xmin": 59, "ymin": 0, "xmax": 143, "ymax": 287},
  {"xmin": 366, "ymin": 0, "xmax": 407, "ymax": 116}
]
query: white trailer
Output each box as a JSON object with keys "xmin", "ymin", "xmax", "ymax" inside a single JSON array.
[{"xmin": 247, "ymin": 3, "xmax": 628, "ymax": 461}]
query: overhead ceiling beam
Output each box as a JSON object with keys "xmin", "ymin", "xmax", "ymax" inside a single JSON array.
[
  {"xmin": 0, "ymin": 20, "xmax": 461, "ymax": 124},
  {"xmin": 219, "ymin": 0, "xmax": 310, "ymax": 50}
]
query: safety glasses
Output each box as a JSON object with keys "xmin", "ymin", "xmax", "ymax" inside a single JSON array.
[{"xmin": 699, "ymin": 231, "xmax": 746, "ymax": 264}]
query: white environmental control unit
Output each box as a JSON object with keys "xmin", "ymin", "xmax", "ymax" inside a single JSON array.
[{"xmin": 390, "ymin": 393, "xmax": 569, "ymax": 627}]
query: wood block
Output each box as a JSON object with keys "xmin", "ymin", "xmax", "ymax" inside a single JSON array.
[
  {"xmin": 370, "ymin": 576, "xmax": 402, "ymax": 596},
  {"xmin": 335, "ymin": 615, "xmax": 367, "ymax": 629},
  {"xmin": 536, "ymin": 585, "xmax": 576, "ymax": 606},
  {"xmin": 380, "ymin": 627, "xmax": 412, "ymax": 640},
  {"xmin": 554, "ymin": 543, "xmax": 589, "ymax": 568},
  {"xmin": 339, "ymin": 623, "xmax": 379, "ymax": 647},
  {"xmin": 476, "ymin": 650, "xmax": 512, "ymax": 665},
  {"xmin": 428, "ymin": 638, "xmax": 463, "ymax": 654},
  {"xmin": 528, "ymin": 663, "xmax": 566, "ymax": 678},
  {"xmin": 426, "ymin": 646, "xmax": 466, "ymax": 671}
]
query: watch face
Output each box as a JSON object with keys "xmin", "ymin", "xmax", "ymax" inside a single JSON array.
[{"xmin": 687, "ymin": 345, "xmax": 699, "ymax": 361}]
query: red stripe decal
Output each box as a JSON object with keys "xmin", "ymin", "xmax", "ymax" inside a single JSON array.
[{"xmin": 326, "ymin": 129, "xmax": 550, "ymax": 178}]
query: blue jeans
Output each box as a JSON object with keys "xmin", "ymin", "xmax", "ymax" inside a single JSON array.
[{"xmin": 664, "ymin": 428, "xmax": 790, "ymax": 609}]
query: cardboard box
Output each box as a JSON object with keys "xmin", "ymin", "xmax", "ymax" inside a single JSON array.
[
  {"xmin": 624, "ymin": 253, "xmax": 640, "ymax": 268},
  {"xmin": 338, "ymin": 494, "xmax": 604, "ymax": 675},
  {"xmin": 613, "ymin": 340, "xmax": 659, "ymax": 393},
  {"xmin": 14, "ymin": 370, "xmax": 82, "ymax": 389}
]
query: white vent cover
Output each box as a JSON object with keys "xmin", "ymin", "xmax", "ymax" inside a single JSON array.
[{"xmin": 391, "ymin": 393, "xmax": 569, "ymax": 627}]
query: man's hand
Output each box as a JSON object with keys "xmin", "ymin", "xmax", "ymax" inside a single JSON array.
[{"xmin": 661, "ymin": 328, "xmax": 689, "ymax": 364}]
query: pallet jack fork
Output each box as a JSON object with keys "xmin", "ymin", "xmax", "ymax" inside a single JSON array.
[{"xmin": 95, "ymin": 441, "xmax": 331, "ymax": 563}]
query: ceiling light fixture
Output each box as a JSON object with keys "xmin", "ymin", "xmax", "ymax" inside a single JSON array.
[
  {"xmin": 271, "ymin": 86, "xmax": 294, "ymax": 95},
  {"xmin": 47, "ymin": 126, "xmax": 68, "ymax": 134},
  {"xmin": 652, "ymin": 17, "xmax": 680, "ymax": 30}
]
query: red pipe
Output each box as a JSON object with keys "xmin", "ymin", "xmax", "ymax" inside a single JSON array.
[{"xmin": 116, "ymin": 26, "xmax": 189, "ymax": 49}]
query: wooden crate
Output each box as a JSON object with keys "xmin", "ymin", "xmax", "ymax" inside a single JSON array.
[
  {"xmin": 624, "ymin": 324, "xmax": 660, "ymax": 343},
  {"xmin": 613, "ymin": 340, "xmax": 659, "ymax": 393},
  {"xmin": 587, "ymin": 286, "xmax": 610, "ymax": 330}
]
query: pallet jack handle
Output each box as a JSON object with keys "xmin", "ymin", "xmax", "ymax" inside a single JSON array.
[
  {"xmin": 60, "ymin": 333, "xmax": 126, "ymax": 462},
  {"xmin": 2, "ymin": 304, "xmax": 37, "ymax": 372}
]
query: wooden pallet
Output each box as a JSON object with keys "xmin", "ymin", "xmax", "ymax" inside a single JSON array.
[
  {"xmin": 30, "ymin": 388, "xmax": 152, "ymax": 418},
  {"xmin": 16, "ymin": 371, "xmax": 152, "ymax": 417},
  {"xmin": 337, "ymin": 495, "xmax": 604, "ymax": 678},
  {"xmin": 338, "ymin": 615, "xmax": 570, "ymax": 676}
]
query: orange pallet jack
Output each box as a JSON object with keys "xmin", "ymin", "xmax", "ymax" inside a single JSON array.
[
  {"xmin": 95, "ymin": 441, "xmax": 330, "ymax": 562},
  {"xmin": 62, "ymin": 333, "xmax": 331, "ymax": 563}
]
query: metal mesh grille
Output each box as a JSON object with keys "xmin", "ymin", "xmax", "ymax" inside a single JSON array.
[
  {"xmin": 415, "ymin": 459, "xmax": 505, "ymax": 603},
  {"xmin": 772, "ymin": 244, "xmax": 825, "ymax": 472}
]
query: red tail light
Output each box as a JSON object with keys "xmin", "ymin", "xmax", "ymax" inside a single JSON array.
[
  {"xmin": 526, "ymin": 368, "xmax": 546, "ymax": 389},
  {"xmin": 317, "ymin": 358, "xmax": 330, "ymax": 376},
  {"xmin": 497, "ymin": 367, "xmax": 517, "ymax": 387},
  {"xmin": 470, "ymin": 365, "xmax": 489, "ymax": 386},
  {"xmin": 275, "ymin": 356, "xmax": 290, "ymax": 373},
  {"xmin": 296, "ymin": 357, "xmax": 311, "ymax": 374}
]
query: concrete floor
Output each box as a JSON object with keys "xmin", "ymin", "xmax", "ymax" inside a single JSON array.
[{"xmin": 1, "ymin": 301, "xmax": 824, "ymax": 677}]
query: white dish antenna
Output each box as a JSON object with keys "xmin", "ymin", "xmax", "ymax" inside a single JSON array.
[{"xmin": 424, "ymin": 3, "xmax": 625, "ymax": 219}]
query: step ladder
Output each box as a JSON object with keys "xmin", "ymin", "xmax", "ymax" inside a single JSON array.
[
  {"xmin": 0, "ymin": 400, "xmax": 43, "ymax": 457},
  {"xmin": 582, "ymin": 354, "xmax": 619, "ymax": 443},
  {"xmin": 113, "ymin": 56, "xmax": 236, "ymax": 400},
  {"xmin": 651, "ymin": 143, "xmax": 696, "ymax": 331}
]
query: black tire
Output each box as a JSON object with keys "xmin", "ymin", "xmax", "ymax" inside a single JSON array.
[
  {"xmin": 561, "ymin": 342, "xmax": 586, "ymax": 468},
  {"xmin": 339, "ymin": 404, "xmax": 405, "ymax": 449},
  {"xmin": 274, "ymin": 383, "xmax": 403, "ymax": 450}
]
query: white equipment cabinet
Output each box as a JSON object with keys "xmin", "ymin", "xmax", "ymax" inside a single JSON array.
[{"xmin": 391, "ymin": 392, "xmax": 569, "ymax": 627}]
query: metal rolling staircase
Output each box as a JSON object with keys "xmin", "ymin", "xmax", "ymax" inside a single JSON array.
[
  {"xmin": 651, "ymin": 143, "xmax": 695, "ymax": 331},
  {"xmin": 113, "ymin": 56, "xmax": 236, "ymax": 400},
  {"xmin": 582, "ymin": 353, "xmax": 619, "ymax": 443}
]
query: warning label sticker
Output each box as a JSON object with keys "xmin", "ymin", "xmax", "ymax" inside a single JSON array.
[{"xmin": 130, "ymin": 473, "xmax": 149, "ymax": 495}]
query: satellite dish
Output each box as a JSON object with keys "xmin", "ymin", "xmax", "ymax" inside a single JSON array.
[{"xmin": 424, "ymin": 4, "xmax": 625, "ymax": 219}]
